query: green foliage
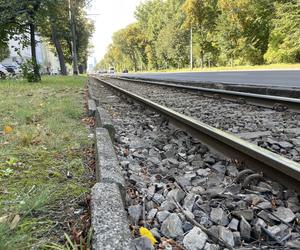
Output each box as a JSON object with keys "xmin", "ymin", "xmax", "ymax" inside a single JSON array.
[
  {"xmin": 20, "ymin": 60, "xmax": 41, "ymax": 82},
  {"xmin": 37, "ymin": 0, "xmax": 94, "ymax": 71},
  {"xmin": 264, "ymin": 0, "xmax": 300, "ymax": 63},
  {"xmin": 99, "ymin": 0, "xmax": 299, "ymax": 70},
  {"xmin": 0, "ymin": 0, "xmax": 93, "ymax": 75},
  {"xmin": 182, "ymin": 0, "xmax": 219, "ymax": 67},
  {"xmin": 216, "ymin": 0, "xmax": 276, "ymax": 66},
  {"xmin": 0, "ymin": 43, "xmax": 10, "ymax": 61}
]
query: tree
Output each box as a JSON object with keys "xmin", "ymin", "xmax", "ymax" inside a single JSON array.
[
  {"xmin": 98, "ymin": 0, "xmax": 297, "ymax": 70},
  {"xmin": 216, "ymin": 0, "xmax": 275, "ymax": 65},
  {"xmin": 37, "ymin": 0, "xmax": 94, "ymax": 75},
  {"xmin": 0, "ymin": 0, "xmax": 94, "ymax": 78},
  {"xmin": 0, "ymin": 0, "xmax": 42, "ymax": 81},
  {"xmin": 156, "ymin": 16, "xmax": 189, "ymax": 68},
  {"xmin": 135, "ymin": 0, "xmax": 167, "ymax": 69},
  {"xmin": 37, "ymin": 0, "xmax": 69, "ymax": 75},
  {"xmin": 0, "ymin": 44, "xmax": 10, "ymax": 61},
  {"xmin": 182, "ymin": 0, "xmax": 219, "ymax": 68},
  {"xmin": 155, "ymin": 0, "xmax": 188, "ymax": 68},
  {"xmin": 264, "ymin": 0, "xmax": 300, "ymax": 63}
]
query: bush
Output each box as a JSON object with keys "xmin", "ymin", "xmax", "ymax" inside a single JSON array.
[{"xmin": 21, "ymin": 60, "xmax": 41, "ymax": 82}]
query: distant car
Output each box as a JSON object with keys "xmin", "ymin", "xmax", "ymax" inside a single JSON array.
[
  {"xmin": 0, "ymin": 64, "xmax": 9, "ymax": 79},
  {"xmin": 108, "ymin": 67, "xmax": 115, "ymax": 74},
  {"xmin": 3, "ymin": 64, "xmax": 21, "ymax": 75},
  {"xmin": 122, "ymin": 69, "xmax": 128, "ymax": 73}
]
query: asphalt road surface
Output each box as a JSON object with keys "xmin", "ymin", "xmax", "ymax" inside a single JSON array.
[{"xmin": 119, "ymin": 70, "xmax": 300, "ymax": 88}]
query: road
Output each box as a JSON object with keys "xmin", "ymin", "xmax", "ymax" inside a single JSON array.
[{"xmin": 119, "ymin": 70, "xmax": 300, "ymax": 88}]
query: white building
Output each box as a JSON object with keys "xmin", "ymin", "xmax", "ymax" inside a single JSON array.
[
  {"xmin": 87, "ymin": 56, "xmax": 97, "ymax": 73},
  {"xmin": 1, "ymin": 35, "xmax": 60, "ymax": 74}
]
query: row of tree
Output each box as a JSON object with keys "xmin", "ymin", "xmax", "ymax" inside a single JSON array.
[
  {"xmin": 98, "ymin": 0, "xmax": 300, "ymax": 72},
  {"xmin": 0, "ymin": 0, "xmax": 94, "ymax": 80}
]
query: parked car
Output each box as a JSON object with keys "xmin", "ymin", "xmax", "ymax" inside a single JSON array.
[
  {"xmin": 0, "ymin": 64, "xmax": 9, "ymax": 79},
  {"xmin": 3, "ymin": 64, "xmax": 21, "ymax": 75},
  {"xmin": 108, "ymin": 67, "xmax": 115, "ymax": 74}
]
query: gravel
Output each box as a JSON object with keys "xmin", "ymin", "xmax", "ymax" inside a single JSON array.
[
  {"xmin": 161, "ymin": 213, "xmax": 184, "ymax": 238},
  {"xmin": 89, "ymin": 78, "xmax": 300, "ymax": 249},
  {"xmin": 104, "ymin": 78, "xmax": 300, "ymax": 163},
  {"xmin": 183, "ymin": 227, "xmax": 208, "ymax": 250}
]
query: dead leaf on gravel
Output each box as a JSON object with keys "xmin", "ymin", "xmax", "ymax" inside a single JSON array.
[{"xmin": 159, "ymin": 237, "xmax": 184, "ymax": 250}]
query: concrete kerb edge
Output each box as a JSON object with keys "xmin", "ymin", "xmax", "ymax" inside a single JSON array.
[
  {"xmin": 94, "ymin": 127, "xmax": 126, "ymax": 193},
  {"xmin": 88, "ymin": 99, "xmax": 97, "ymax": 116},
  {"xmin": 95, "ymin": 106, "xmax": 116, "ymax": 140},
  {"xmin": 87, "ymin": 78, "xmax": 100, "ymax": 105},
  {"xmin": 87, "ymin": 82, "xmax": 134, "ymax": 249},
  {"xmin": 91, "ymin": 182, "xmax": 134, "ymax": 250}
]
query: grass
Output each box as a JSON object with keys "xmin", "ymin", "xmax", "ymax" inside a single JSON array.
[
  {"xmin": 135, "ymin": 63, "xmax": 300, "ymax": 74},
  {"xmin": 0, "ymin": 76, "xmax": 94, "ymax": 249}
]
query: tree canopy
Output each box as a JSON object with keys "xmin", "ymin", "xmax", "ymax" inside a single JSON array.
[{"xmin": 98, "ymin": 0, "xmax": 299, "ymax": 71}]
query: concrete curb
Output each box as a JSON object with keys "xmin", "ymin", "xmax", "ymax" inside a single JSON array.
[
  {"xmin": 88, "ymin": 79, "xmax": 95, "ymax": 99},
  {"xmin": 95, "ymin": 128, "xmax": 126, "ymax": 194},
  {"xmin": 95, "ymin": 107, "xmax": 116, "ymax": 139},
  {"xmin": 91, "ymin": 182, "xmax": 134, "ymax": 250},
  {"xmin": 88, "ymin": 78, "xmax": 100, "ymax": 105},
  {"xmin": 87, "ymin": 83, "xmax": 134, "ymax": 249},
  {"xmin": 88, "ymin": 99, "xmax": 96, "ymax": 116}
]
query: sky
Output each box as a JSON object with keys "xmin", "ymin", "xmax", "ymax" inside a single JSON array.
[{"xmin": 87, "ymin": 0, "xmax": 144, "ymax": 68}]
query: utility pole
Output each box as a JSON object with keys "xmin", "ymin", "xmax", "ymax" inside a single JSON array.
[
  {"xmin": 69, "ymin": 0, "xmax": 79, "ymax": 75},
  {"xmin": 190, "ymin": 27, "xmax": 193, "ymax": 69}
]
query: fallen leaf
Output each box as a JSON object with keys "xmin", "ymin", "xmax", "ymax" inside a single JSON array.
[
  {"xmin": 4, "ymin": 126, "xmax": 13, "ymax": 134},
  {"xmin": 139, "ymin": 226, "xmax": 157, "ymax": 245},
  {"xmin": 10, "ymin": 214, "xmax": 20, "ymax": 230}
]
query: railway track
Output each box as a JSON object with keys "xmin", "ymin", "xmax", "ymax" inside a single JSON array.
[
  {"xmin": 96, "ymin": 76, "xmax": 300, "ymax": 164},
  {"xmin": 91, "ymin": 76, "xmax": 300, "ymax": 192},
  {"xmin": 115, "ymin": 76, "xmax": 300, "ymax": 113},
  {"xmin": 89, "ymin": 76, "xmax": 300, "ymax": 249}
]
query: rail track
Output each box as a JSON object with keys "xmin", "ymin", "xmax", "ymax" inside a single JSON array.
[
  {"xmin": 96, "ymin": 76, "xmax": 300, "ymax": 163},
  {"xmin": 90, "ymin": 76, "xmax": 300, "ymax": 249},
  {"xmin": 91, "ymin": 76, "xmax": 300, "ymax": 193},
  {"xmin": 115, "ymin": 76, "xmax": 300, "ymax": 113}
]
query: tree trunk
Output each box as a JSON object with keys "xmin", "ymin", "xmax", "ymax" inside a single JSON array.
[
  {"xmin": 51, "ymin": 21, "xmax": 67, "ymax": 75},
  {"xmin": 29, "ymin": 22, "xmax": 41, "ymax": 82},
  {"xmin": 70, "ymin": 0, "xmax": 78, "ymax": 75},
  {"xmin": 200, "ymin": 50, "xmax": 204, "ymax": 69}
]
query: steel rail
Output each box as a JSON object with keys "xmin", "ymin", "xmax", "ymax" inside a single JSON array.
[
  {"xmin": 113, "ymin": 76, "xmax": 300, "ymax": 113},
  {"xmin": 93, "ymin": 76, "xmax": 300, "ymax": 192}
]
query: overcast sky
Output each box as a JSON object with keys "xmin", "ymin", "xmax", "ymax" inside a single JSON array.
[{"xmin": 87, "ymin": 0, "xmax": 144, "ymax": 66}]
